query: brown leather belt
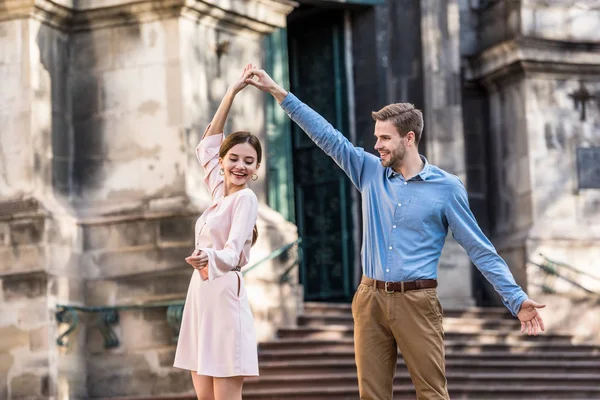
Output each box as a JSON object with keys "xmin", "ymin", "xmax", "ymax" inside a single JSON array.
[{"xmin": 361, "ymin": 275, "xmax": 437, "ymax": 293}]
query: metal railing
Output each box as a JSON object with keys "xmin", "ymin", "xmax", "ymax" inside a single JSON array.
[
  {"xmin": 55, "ymin": 238, "xmax": 302, "ymax": 349},
  {"xmin": 529, "ymin": 253, "xmax": 600, "ymax": 296}
]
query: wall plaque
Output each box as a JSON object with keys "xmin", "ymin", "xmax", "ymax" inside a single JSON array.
[{"xmin": 576, "ymin": 147, "xmax": 600, "ymax": 189}]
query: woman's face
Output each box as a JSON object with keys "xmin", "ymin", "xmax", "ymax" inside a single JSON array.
[{"xmin": 219, "ymin": 142, "xmax": 260, "ymax": 187}]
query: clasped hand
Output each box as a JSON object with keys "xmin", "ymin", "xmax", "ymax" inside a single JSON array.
[{"xmin": 186, "ymin": 249, "xmax": 208, "ymax": 279}]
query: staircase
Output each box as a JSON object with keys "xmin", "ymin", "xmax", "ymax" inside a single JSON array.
[{"xmin": 242, "ymin": 302, "xmax": 600, "ymax": 399}]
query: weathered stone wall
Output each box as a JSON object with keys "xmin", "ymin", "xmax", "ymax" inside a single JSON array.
[
  {"xmin": 0, "ymin": 1, "xmax": 297, "ymax": 398},
  {"xmin": 462, "ymin": 0, "xmax": 600, "ymax": 298},
  {"xmin": 521, "ymin": 0, "xmax": 600, "ymax": 42},
  {"xmin": 524, "ymin": 77, "xmax": 600, "ymax": 294}
]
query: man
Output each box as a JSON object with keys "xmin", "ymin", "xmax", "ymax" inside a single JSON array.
[{"xmin": 245, "ymin": 69, "xmax": 545, "ymax": 400}]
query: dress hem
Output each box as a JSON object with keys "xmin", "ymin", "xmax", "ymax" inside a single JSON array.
[{"xmin": 173, "ymin": 364, "xmax": 259, "ymax": 378}]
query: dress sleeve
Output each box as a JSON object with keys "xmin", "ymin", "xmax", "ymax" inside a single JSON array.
[
  {"xmin": 196, "ymin": 124, "xmax": 224, "ymax": 200},
  {"xmin": 199, "ymin": 191, "xmax": 258, "ymax": 281}
]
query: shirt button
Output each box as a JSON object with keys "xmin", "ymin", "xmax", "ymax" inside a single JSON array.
[
  {"xmin": 404, "ymin": 182, "xmax": 408, "ymax": 185},
  {"xmin": 386, "ymin": 269, "xmax": 390, "ymax": 272},
  {"xmin": 393, "ymin": 225, "xmax": 397, "ymax": 229},
  {"xmin": 388, "ymin": 246, "xmax": 392, "ymax": 250},
  {"xmin": 397, "ymin": 203, "xmax": 402, "ymax": 207}
]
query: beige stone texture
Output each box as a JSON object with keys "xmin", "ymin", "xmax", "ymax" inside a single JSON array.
[
  {"xmin": 537, "ymin": 293, "xmax": 600, "ymax": 343},
  {"xmin": 421, "ymin": 0, "xmax": 474, "ymax": 308}
]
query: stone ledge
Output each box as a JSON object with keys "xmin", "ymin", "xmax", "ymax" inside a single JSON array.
[
  {"xmin": 465, "ymin": 37, "xmax": 600, "ymax": 82},
  {"xmin": 0, "ymin": 0, "xmax": 297, "ymax": 33}
]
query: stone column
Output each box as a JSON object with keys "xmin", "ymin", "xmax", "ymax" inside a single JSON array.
[
  {"xmin": 421, "ymin": 0, "xmax": 474, "ymax": 308},
  {"xmin": 464, "ymin": 0, "xmax": 600, "ymax": 296}
]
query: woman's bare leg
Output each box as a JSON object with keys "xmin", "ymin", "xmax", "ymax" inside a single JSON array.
[
  {"xmin": 213, "ymin": 376, "xmax": 244, "ymax": 400},
  {"xmin": 190, "ymin": 372, "xmax": 214, "ymax": 400}
]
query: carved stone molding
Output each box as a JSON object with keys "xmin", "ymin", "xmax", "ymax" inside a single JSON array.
[
  {"xmin": 465, "ymin": 37, "xmax": 600, "ymax": 84},
  {"xmin": 0, "ymin": 0, "xmax": 297, "ymax": 33}
]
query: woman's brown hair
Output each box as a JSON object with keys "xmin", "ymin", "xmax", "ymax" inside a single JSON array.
[{"xmin": 219, "ymin": 131, "xmax": 262, "ymax": 246}]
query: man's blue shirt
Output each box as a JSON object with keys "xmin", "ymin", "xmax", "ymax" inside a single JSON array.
[{"xmin": 280, "ymin": 92, "xmax": 528, "ymax": 316}]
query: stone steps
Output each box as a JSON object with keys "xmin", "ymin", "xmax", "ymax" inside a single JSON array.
[
  {"xmin": 246, "ymin": 302, "xmax": 600, "ymax": 398},
  {"xmin": 276, "ymin": 325, "xmax": 574, "ymax": 343},
  {"xmin": 108, "ymin": 384, "xmax": 600, "ymax": 400},
  {"xmin": 244, "ymin": 371, "xmax": 600, "ymax": 390},
  {"xmin": 104, "ymin": 303, "xmax": 600, "ymax": 399},
  {"xmin": 259, "ymin": 337, "xmax": 598, "ymax": 352},
  {"xmin": 242, "ymin": 385, "xmax": 600, "ymax": 399},
  {"xmin": 256, "ymin": 358, "xmax": 600, "ymax": 375}
]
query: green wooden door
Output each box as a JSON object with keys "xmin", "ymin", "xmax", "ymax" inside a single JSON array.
[{"xmin": 288, "ymin": 9, "xmax": 354, "ymax": 302}]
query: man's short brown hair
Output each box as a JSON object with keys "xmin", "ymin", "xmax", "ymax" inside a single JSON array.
[{"xmin": 371, "ymin": 103, "xmax": 423, "ymax": 145}]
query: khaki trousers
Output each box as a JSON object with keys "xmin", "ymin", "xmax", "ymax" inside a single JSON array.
[{"xmin": 352, "ymin": 278, "xmax": 449, "ymax": 400}]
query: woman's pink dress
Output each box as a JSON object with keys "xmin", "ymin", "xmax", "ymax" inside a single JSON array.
[{"xmin": 173, "ymin": 131, "xmax": 259, "ymax": 377}]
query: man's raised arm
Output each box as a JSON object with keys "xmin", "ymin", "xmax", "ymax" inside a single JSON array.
[{"xmin": 246, "ymin": 68, "xmax": 379, "ymax": 191}]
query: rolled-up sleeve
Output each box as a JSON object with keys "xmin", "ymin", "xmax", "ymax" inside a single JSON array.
[{"xmin": 444, "ymin": 179, "xmax": 528, "ymax": 316}]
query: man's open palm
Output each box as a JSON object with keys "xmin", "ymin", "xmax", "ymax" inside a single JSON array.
[{"xmin": 517, "ymin": 299, "xmax": 546, "ymax": 335}]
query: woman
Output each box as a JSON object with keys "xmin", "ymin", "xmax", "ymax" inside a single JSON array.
[{"xmin": 173, "ymin": 64, "xmax": 260, "ymax": 400}]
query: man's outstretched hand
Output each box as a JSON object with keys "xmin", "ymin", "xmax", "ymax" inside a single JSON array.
[
  {"xmin": 517, "ymin": 299, "xmax": 546, "ymax": 335},
  {"xmin": 245, "ymin": 68, "xmax": 288, "ymax": 103}
]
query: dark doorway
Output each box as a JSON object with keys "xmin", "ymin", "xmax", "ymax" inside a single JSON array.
[{"xmin": 287, "ymin": 6, "xmax": 355, "ymax": 302}]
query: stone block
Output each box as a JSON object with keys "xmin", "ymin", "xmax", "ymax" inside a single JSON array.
[
  {"xmin": 0, "ymin": 305, "xmax": 18, "ymax": 326},
  {"xmin": 51, "ymin": 113, "xmax": 70, "ymax": 158},
  {"xmin": 0, "ymin": 223, "xmax": 9, "ymax": 246},
  {"xmin": 71, "ymin": 73, "xmax": 100, "ymax": 121},
  {"xmin": 72, "ymin": 117, "xmax": 106, "ymax": 158},
  {"xmin": 85, "ymin": 280, "xmax": 118, "ymax": 306},
  {"xmin": 30, "ymin": 325, "xmax": 50, "ymax": 352},
  {"xmin": 112, "ymin": 19, "xmax": 175, "ymax": 69},
  {"xmin": 2, "ymin": 272, "xmax": 47, "ymax": 301},
  {"xmin": 152, "ymin": 370, "xmax": 193, "ymax": 394},
  {"xmin": 52, "ymin": 158, "xmax": 70, "ymax": 192},
  {"xmin": 87, "ymin": 353, "xmax": 155, "ymax": 397},
  {"xmin": 83, "ymin": 220, "xmax": 157, "ymax": 251},
  {"xmin": 0, "ymin": 245, "xmax": 45, "ymax": 275},
  {"xmin": 0, "ymin": 112, "xmax": 33, "ymax": 193},
  {"xmin": 0, "ymin": 352, "xmax": 14, "ymax": 399},
  {"xmin": 119, "ymin": 311, "xmax": 171, "ymax": 349},
  {"xmin": 158, "ymin": 218, "xmax": 195, "ymax": 244},
  {"xmin": 0, "ymin": 20, "xmax": 24, "ymax": 65},
  {"xmin": 90, "ymin": 245, "xmax": 189, "ymax": 278},
  {"xmin": 0, "ymin": 66, "xmax": 26, "ymax": 114},
  {"xmin": 0, "ymin": 325, "xmax": 29, "ymax": 352},
  {"xmin": 22, "ymin": 352, "xmax": 50, "ymax": 369},
  {"xmin": 9, "ymin": 219, "xmax": 44, "ymax": 246},
  {"xmin": 99, "ymin": 65, "xmax": 167, "ymax": 114},
  {"xmin": 152, "ymin": 269, "xmax": 190, "ymax": 296},
  {"xmin": 142, "ymin": 307, "xmax": 167, "ymax": 322},
  {"xmin": 157, "ymin": 347, "xmax": 176, "ymax": 367},
  {"xmin": 18, "ymin": 301, "xmax": 48, "ymax": 328},
  {"xmin": 10, "ymin": 373, "xmax": 49, "ymax": 398},
  {"xmin": 70, "ymin": 29, "xmax": 113, "ymax": 71}
]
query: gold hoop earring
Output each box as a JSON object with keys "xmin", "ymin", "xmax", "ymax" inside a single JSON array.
[
  {"xmin": 251, "ymin": 173, "xmax": 258, "ymax": 181},
  {"xmin": 219, "ymin": 169, "xmax": 224, "ymax": 176}
]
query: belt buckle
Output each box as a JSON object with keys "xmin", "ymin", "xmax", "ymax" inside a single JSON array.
[{"xmin": 384, "ymin": 281, "xmax": 394, "ymax": 294}]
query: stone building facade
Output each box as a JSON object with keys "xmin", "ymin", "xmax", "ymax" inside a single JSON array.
[{"xmin": 0, "ymin": 0, "xmax": 598, "ymax": 398}]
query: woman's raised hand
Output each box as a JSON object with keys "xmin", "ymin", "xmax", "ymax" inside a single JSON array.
[
  {"xmin": 245, "ymin": 67, "xmax": 288, "ymax": 103},
  {"xmin": 228, "ymin": 63, "xmax": 257, "ymax": 95}
]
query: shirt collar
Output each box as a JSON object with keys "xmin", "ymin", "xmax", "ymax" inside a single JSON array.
[{"xmin": 387, "ymin": 155, "xmax": 431, "ymax": 181}]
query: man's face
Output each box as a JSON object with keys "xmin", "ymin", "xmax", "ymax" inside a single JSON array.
[{"xmin": 374, "ymin": 120, "xmax": 407, "ymax": 169}]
